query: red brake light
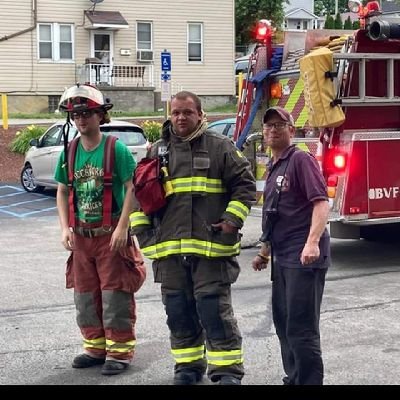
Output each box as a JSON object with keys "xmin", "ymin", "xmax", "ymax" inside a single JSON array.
[
  {"xmin": 327, "ymin": 175, "xmax": 338, "ymax": 187},
  {"xmin": 333, "ymin": 154, "xmax": 346, "ymax": 170}
]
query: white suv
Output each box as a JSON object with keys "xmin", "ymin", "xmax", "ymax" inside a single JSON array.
[{"xmin": 21, "ymin": 120, "xmax": 149, "ymax": 193}]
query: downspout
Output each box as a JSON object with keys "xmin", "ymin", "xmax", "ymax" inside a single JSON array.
[{"xmin": 0, "ymin": 0, "xmax": 37, "ymax": 43}]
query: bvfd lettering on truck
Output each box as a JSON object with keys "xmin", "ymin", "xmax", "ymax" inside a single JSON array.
[{"xmin": 369, "ymin": 187, "xmax": 400, "ymax": 200}]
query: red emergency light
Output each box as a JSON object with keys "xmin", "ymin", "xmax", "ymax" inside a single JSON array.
[
  {"xmin": 348, "ymin": 0, "xmax": 380, "ymax": 14},
  {"xmin": 254, "ymin": 19, "xmax": 272, "ymax": 42},
  {"xmin": 348, "ymin": 0, "xmax": 381, "ymax": 27}
]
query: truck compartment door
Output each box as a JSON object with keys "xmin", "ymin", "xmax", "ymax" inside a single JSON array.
[{"xmin": 367, "ymin": 139, "xmax": 400, "ymax": 218}]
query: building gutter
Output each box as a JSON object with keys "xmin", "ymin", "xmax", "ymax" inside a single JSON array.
[{"xmin": 0, "ymin": 0, "xmax": 37, "ymax": 43}]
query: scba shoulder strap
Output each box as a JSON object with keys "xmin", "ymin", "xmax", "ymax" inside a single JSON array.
[{"xmin": 67, "ymin": 135, "xmax": 118, "ymax": 229}]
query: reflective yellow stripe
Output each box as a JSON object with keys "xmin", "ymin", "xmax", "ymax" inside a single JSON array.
[
  {"xmin": 285, "ymin": 78, "xmax": 304, "ymax": 113},
  {"xmin": 296, "ymin": 142, "xmax": 309, "ymax": 152},
  {"xmin": 207, "ymin": 349, "xmax": 244, "ymax": 366},
  {"xmin": 225, "ymin": 200, "xmax": 250, "ymax": 222},
  {"xmin": 236, "ymin": 150, "xmax": 244, "ymax": 158},
  {"xmin": 171, "ymin": 177, "xmax": 226, "ymax": 194},
  {"xmin": 141, "ymin": 238, "xmax": 241, "ymax": 259},
  {"xmin": 295, "ymin": 83, "xmax": 309, "ymax": 127},
  {"xmin": 171, "ymin": 345, "xmax": 205, "ymax": 364},
  {"xmin": 129, "ymin": 211, "xmax": 151, "ymax": 227},
  {"xmin": 106, "ymin": 339, "xmax": 136, "ymax": 353},
  {"xmin": 270, "ymin": 78, "xmax": 308, "ymax": 128},
  {"xmin": 83, "ymin": 337, "xmax": 106, "ymax": 350}
]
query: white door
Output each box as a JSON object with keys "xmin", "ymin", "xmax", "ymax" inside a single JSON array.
[{"xmin": 91, "ymin": 32, "xmax": 113, "ymax": 85}]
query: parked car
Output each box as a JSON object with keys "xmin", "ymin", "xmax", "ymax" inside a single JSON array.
[
  {"xmin": 21, "ymin": 120, "xmax": 149, "ymax": 193},
  {"xmin": 208, "ymin": 118, "xmax": 236, "ymax": 139},
  {"xmin": 234, "ymin": 55, "xmax": 250, "ymax": 76}
]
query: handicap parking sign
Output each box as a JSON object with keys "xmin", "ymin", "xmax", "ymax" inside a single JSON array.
[{"xmin": 161, "ymin": 51, "xmax": 171, "ymax": 72}]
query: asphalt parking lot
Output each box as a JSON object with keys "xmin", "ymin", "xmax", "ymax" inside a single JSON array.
[
  {"xmin": 1, "ymin": 183, "xmax": 400, "ymax": 387},
  {"xmin": 0, "ymin": 183, "xmax": 57, "ymax": 219}
]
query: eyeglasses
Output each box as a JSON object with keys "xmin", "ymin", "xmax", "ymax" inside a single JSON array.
[
  {"xmin": 71, "ymin": 110, "xmax": 96, "ymax": 120},
  {"xmin": 263, "ymin": 122, "xmax": 290, "ymax": 130}
]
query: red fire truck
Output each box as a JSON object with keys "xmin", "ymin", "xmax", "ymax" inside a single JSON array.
[{"xmin": 235, "ymin": 1, "xmax": 400, "ymax": 240}]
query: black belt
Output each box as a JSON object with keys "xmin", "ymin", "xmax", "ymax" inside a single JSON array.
[{"xmin": 73, "ymin": 226, "xmax": 114, "ymax": 238}]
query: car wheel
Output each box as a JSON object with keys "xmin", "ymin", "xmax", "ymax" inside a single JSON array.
[{"xmin": 20, "ymin": 164, "xmax": 45, "ymax": 193}]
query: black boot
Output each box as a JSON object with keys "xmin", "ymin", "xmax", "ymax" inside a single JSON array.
[
  {"xmin": 101, "ymin": 360, "xmax": 129, "ymax": 376},
  {"xmin": 72, "ymin": 354, "xmax": 105, "ymax": 368},
  {"xmin": 219, "ymin": 375, "xmax": 241, "ymax": 385},
  {"xmin": 173, "ymin": 369, "xmax": 203, "ymax": 385}
]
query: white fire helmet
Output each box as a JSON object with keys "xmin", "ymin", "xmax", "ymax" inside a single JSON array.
[{"xmin": 58, "ymin": 83, "xmax": 113, "ymax": 113}]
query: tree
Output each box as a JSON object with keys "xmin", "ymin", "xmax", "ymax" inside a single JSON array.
[
  {"xmin": 314, "ymin": 0, "xmax": 349, "ymax": 16},
  {"xmin": 235, "ymin": 0, "xmax": 286, "ymax": 46},
  {"xmin": 324, "ymin": 15, "xmax": 335, "ymax": 29},
  {"xmin": 344, "ymin": 16, "xmax": 353, "ymax": 30},
  {"xmin": 334, "ymin": 13, "xmax": 343, "ymax": 29},
  {"xmin": 353, "ymin": 20, "xmax": 360, "ymax": 30}
]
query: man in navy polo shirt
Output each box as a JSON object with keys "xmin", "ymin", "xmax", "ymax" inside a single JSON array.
[{"xmin": 252, "ymin": 106, "xmax": 330, "ymax": 385}]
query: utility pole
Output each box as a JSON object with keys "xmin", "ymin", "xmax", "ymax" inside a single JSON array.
[{"xmin": 335, "ymin": 0, "xmax": 339, "ymax": 16}]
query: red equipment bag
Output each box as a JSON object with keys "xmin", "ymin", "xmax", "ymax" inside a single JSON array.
[{"xmin": 133, "ymin": 157, "xmax": 166, "ymax": 215}]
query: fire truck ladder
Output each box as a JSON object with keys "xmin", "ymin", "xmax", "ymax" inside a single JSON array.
[
  {"xmin": 234, "ymin": 51, "xmax": 259, "ymax": 143},
  {"xmin": 333, "ymin": 52, "xmax": 400, "ymax": 106}
]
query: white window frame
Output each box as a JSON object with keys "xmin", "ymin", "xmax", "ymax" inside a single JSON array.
[
  {"xmin": 37, "ymin": 23, "xmax": 74, "ymax": 62},
  {"xmin": 187, "ymin": 22, "xmax": 203, "ymax": 63},
  {"xmin": 136, "ymin": 21, "xmax": 153, "ymax": 51}
]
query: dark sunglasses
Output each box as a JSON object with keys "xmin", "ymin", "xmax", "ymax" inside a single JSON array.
[{"xmin": 71, "ymin": 109, "xmax": 97, "ymax": 120}]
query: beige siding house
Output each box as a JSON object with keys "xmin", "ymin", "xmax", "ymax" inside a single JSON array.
[{"xmin": 0, "ymin": 0, "xmax": 235, "ymax": 113}]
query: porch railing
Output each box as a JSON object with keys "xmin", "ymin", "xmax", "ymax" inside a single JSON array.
[{"xmin": 76, "ymin": 63, "xmax": 154, "ymax": 87}]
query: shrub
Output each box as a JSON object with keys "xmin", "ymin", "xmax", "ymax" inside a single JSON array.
[
  {"xmin": 344, "ymin": 16, "xmax": 353, "ymax": 30},
  {"xmin": 141, "ymin": 120, "xmax": 162, "ymax": 143},
  {"xmin": 9, "ymin": 125, "xmax": 46, "ymax": 155}
]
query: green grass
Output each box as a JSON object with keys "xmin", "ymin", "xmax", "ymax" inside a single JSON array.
[{"xmin": 205, "ymin": 104, "xmax": 237, "ymax": 113}]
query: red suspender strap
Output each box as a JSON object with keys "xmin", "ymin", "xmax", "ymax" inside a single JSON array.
[
  {"xmin": 103, "ymin": 135, "xmax": 117, "ymax": 228},
  {"xmin": 67, "ymin": 137, "xmax": 80, "ymax": 229}
]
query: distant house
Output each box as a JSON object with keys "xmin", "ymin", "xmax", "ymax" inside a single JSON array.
[
  {"xmin": 0, "ymin": 0, "xmax": 235, "ymax": 113},
  {"xmin": 340, "ymin": 12, "xmax": 359, "ymax": 23},
  {"xmin": 284, "ymin": 0, "xmax": 321, "ymax": 30}
]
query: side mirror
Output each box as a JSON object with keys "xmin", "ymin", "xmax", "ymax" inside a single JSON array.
[{"xmin": 29, "ymin": 138, "xmax": 39, "ymax": 147}]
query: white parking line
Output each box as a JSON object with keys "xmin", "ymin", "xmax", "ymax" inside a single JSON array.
[
  {"xmin": 0, "ymin": 184, "xmax": 25, "ymax": 195},
  {"xmin": 0, "ymin": 197, "xmax": 49, "ymax": 209},
  {"xmin": 0, "ymin": 184, "xmax": 57, "ymax": 218}
]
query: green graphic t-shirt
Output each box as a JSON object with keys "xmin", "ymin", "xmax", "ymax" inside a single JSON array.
[{"xmin": 54, "ymin": 135, "xmax": 136, "ymax": 223}]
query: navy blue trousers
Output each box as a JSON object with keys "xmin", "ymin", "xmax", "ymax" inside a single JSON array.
[{"xmin": 272, "ymin": 263, "xmax": 327, "ymax": 385}]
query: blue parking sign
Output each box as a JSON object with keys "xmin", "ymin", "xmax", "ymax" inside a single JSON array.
[{"xmin": 161, "ymin": 51, "xmax": 171, "ymax": 71}]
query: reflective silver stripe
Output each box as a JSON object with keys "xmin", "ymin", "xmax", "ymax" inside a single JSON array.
[
  {"xmin": 129, "ymin": 211, "xmax": 151, "ymax": 227},
  {"xmin": 225, "ymin": 200, "xmax": 250, "ymax": 222},
  {"xmin": 141, "ymin": 238, "xmax": 241, "ymax": 259},
  {"xmin": 206, "ymin": 349, "xmax": 244, "ymax": 366},
  {"xmin": 106, "ymin": 339, "xmax": 136, "ymax": 353},
  {"xmin": 171, "ymin": 177, "xmax": 226, "ymax": 194},
  {"xmin": 171, "ymin": 345, "xmax": 205, "ymax": 363},
  {"xmin": 83, "ymin": 337, "xmax": 106, "ymax": 350}
]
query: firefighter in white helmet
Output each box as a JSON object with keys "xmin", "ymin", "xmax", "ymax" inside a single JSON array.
[{"xmin": 54, "ymin": 83, "xmax": 146, "ymax": 375}]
